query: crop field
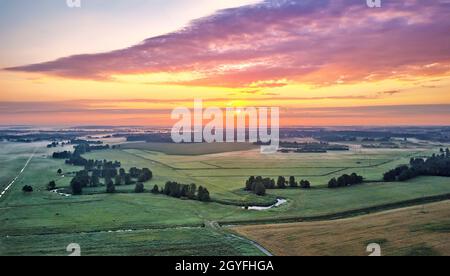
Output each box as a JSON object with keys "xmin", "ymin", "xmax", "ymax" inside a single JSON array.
[
  {"xmin": 232, "ymin": 200, "xmax": 450, "ymax": 256},
  {"xmin": 1, "ymin": 140, "xmax": 449, "ymax": 255}
]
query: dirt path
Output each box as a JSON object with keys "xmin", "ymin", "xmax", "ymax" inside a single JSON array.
[{"xmin": 204, "ymin": 220, "xmax": 273, "ymax": 256}]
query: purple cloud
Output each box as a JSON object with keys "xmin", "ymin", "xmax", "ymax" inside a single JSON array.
[{"xmin": 5, "ymin": 0, "xmax": 450, "ymax": 87}]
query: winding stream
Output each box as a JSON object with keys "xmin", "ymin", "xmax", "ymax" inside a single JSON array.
[
  {"xmin": 50, "ymin": 189, "xmax": 71, "ymax": 197},
  {"xmin": 244, "ymin": 198, "xmax": 287, "ymax": 211}
]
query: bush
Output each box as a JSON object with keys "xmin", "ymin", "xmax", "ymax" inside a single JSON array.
[
  {"xmin": 151, "ymin": 184, "xmax": 160, "ymax": 194},
  {"xmin": 22, "ymin": 185, "xmax": 33, "ymax": 193},
  {"xmin": 47, "ymin": 181, "xmax": 56, "ymax": 191}
]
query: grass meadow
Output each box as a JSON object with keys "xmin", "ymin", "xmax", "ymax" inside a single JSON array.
[{"xmin": 0, "ymin": 141, "xmax": 449, "ymax": 255}]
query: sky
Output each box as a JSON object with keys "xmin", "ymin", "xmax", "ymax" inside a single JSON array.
[{"xmin": 1, "ymin": 0, "xmax": 450, "ymax": 126}]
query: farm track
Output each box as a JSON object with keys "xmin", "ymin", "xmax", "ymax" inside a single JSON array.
[
  {"xmin": 229, "ymin": 234, "xmax": 273, "ymax": 256},
  {"xmin": 123, "ymin": 150, "xmax": 180, "ymax": 170},
  {"xmin": 205, "ymin": 221, "xmax": 273, "ymax": 256},
  {"xmin": 0, "ymin": 148, "xmax": 36, "ymax": 201},
  {"xmin": 189, "ymin": 168, "xmax": 349, "ymax": 178}
]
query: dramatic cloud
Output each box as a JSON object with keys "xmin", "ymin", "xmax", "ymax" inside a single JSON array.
[{"xmin": 5, "ymin": 0, "xmax": 450, "ymax": 88}]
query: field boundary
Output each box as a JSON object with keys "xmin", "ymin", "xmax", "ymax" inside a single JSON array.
[
  {"xmin": 219, "ymin": 194, "xmax": 450, "ymax": 226},
  {"xmin": 2, "ymin": 223, "xmax": 205, "ymax": 238}
]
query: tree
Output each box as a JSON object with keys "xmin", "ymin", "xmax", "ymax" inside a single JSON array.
[
  {"xmin": 57, "ymin": 169, "xmax": 63, "ymax": 175},
  {"xmin": 106, "ymin": 179, "xmax": 115, "ymax": 193},
  {"xmin": 350, "ymin": 173, "xmax": 363, "ymax": 185},
  {"xmin": 140, "ymin": 168, "xmax": 153, "ymax": 182},
  {"xmin": 129, "ymin": 167, "xmax": 142, "ymax": 178},
  {"xmin": 328, "ymin": 178, "xmax": 338, "ymax": 188},
  {"xmin": 70, "ymin": 179, "xmax": 83, "ymax": 195},
  {"xmin": 187, "ymin": 183, "xmax": 197, "ymax": 199},
  {"xmin": 197, "ymin": 186, "xmax": 211, "ymax": 202},
  {"xmin": 135, "ymin": 183, "xmax": 145, "ymax": 193},
  {"xmin": 245, "ymin": 178, "xmax": 254, "ymax": 191},
  {"xmin": 384, "ymin": 165, "xmax": 410, "ymax": 182},
  {"xmin": 47, "ymin": 181, "xmax": 56, "ymax": 191},
  {"xmin": 73, "ymin": 170, "xmax": 90, "ymax": 188},
  {"xmin": 269, "ymin": 179, "xmax": 276, "ymax": 189},
  {"xmin": 300, "ymin": 180, "xmax": 311, "ymax": 189},
  {"xmin": 164, "ymin": 181, "xmax": 181, "ymax": 198},
  {"xmin": 138, "ymin": 170, "xmax": 152, "ymax": 182},
  {"xmin": 201, "ymin": 188, "xmax": 211, "ymax": 202},
  {"xmin": 22, "ymin": 185, "xmax": 33, "ymax": 193},
  {"xmin": 124, "ymin": 174, "xmax": 133, "ymax": 185},
  {"xmin": 91, "ymin": 175, "xmax": 100, "ymax": 187},
  {"xmin": 180, "ymin": 184, "xmax": 189, "ymax": 198},
  {"xmin": 114, "ymin": 175, "xmax": 122, "ymax": 186},
  {"xmin": 337, "ymin": 174, "xmax": 350, "ymax": 187},
  {"xmin": 119, "ymin": 168, "xmax": 126, "ymax": 177},
  {"xmin": 277, "ymin": 176, "xmax": 286, "ymax": 189},
  {"xmin": 254, "ymin": 182, "xmax": 266, "ymax": 196},
  {"xmin": 151, "ymin": 184, "xmax": 160, "ymax": 194},
  {"xmin": 289, "ymin": 176, "xmax": 298, "ymax": 188},
  {"xmin": 329, "ymin": 173, "xmax": 364, "ymax": 188}
]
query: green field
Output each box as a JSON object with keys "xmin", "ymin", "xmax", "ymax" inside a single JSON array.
[
  {"xmin": 0, "ymin": 227, "xmax": 264, "ymax": 256},
  {"xmin": 1, "ymin": 140, "xmax": 449, "ymax": 256},
  {"xmin": 117, "ymin": 142, "xmax": 258, "ymax": 155},
  {"xmin": 82, "ymin": 143, "xmax": 441, "ymax": 204}
]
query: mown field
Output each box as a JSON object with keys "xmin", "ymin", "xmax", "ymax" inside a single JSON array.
[
  {"xmin": 1, "ymin": 140, "xmax": 449, "ymax": 256},
  {"xmin": 0, "ymin": 227, "xmax": 264, "ymax": 256},
  {"xmin": 232, "ymin": 200, "xmax": 450, "ymax": 256}
]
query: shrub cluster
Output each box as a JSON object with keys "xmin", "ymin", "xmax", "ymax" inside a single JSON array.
[{"xmin": 328, "ymin": 173, "xmax": 364, "ymax": 188}]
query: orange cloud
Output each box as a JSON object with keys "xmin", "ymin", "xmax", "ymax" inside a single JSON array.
[{"xmin": 5, "ymin": 0, "xmax": 450, "ymax": 88}]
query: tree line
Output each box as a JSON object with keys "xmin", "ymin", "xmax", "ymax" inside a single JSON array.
[
  {"xmin": 70, "ymin": 166, "xmax": 153, "ymax": 195},
  {"xmin": 52, "ymin": 143, "xmax": 110, "ymax": 166},
  {"xmin": 147, "ymin": 182, "xmax": 211, "ymax": 202},
  {"xmin": 245, "ymin": 176, "xmax": 311, "ymax": 196},
  {"xmin": 50, "ymin": 141, "xmax": 152, "ymax": 195},
  {"xmin": 328, "ymin": 173, "xmax": 364, "ymax": 188},
  {"xmin": 384, "ymin": 149, "xmax": 450, "ymax": 182}
]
